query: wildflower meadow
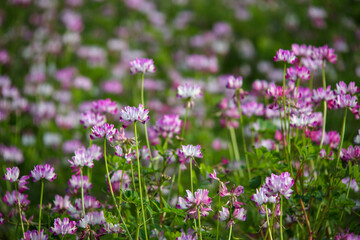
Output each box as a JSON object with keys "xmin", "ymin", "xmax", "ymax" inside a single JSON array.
[{"xmin": 1, "ymin": 0, "xmax": 360, "ymax": 239}]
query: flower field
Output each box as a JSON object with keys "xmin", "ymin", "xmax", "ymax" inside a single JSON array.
[{"xmin": 0, "ymin": 0, "xmax": 360, "ymax": 239}]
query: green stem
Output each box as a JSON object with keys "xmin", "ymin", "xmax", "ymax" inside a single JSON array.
[
  {"xmin": 190, "ymin": 157, "xmax": 194, "ymax": 193},
  {"xmin": 265, "ymin": 205, "xmax": 273, "ymax": 240},
  {"xmin": 38, "ymin": 180, "xmax": 44, "ymax": 233},
  {"xmin": 197, "ymin": 208, "xmax": 203, "ymax": 240},
  {"xmin": 340, "ymin": 176, "xmax": 353, "ymax": 221},
  {"xmin": 130, "ymin": 160, "xmax": 136, "ymax": 191},
  {"xmin": 216, "ymin": 184, "xmax": 221, "ymax": 240},
  {"xmin": 335, "ymin": 108, "xmax": 348, "ymax": 169},
  {"xmin": 119, "ymin": 165, "xmax": 125, "ymax": 211},
  {"xmin": 236, "ymin": 90, "xmax": 251, "ymax": 179},
  {"xmin": 134, "ymin": 123, "xmax": 148, "ymax": 240},
  {"xmin": 180, "ymin": 101, "xmax": 190, "ymax": 142},
  {"xmin": 80, "ymin": 167, "xmax": 86, "ymax": 217},
  {"xmin": 229, "ymin": 127, "xmax": 243, "ymax": 177},
  {"xmin": 15, "ymin": 184, "xmax": 25, "ymax": 237},
  {"xmin": 228, "ymin": 224, "xmax": 233, "ymax": 240},
  {"xmin": 177, "ymin": 166, "xmax": 183, "ymax": 195},
  {"xmin": 280, "ymin": 195, "xmax": 284, "ymax": 240},
  {"xmin": 104, "ymin": 138, "xmax": 133, "ymax": 240}
]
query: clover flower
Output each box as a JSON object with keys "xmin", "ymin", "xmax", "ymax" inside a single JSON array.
[
  {"xmin": 251, "ymin": 187, "xmax": 277, "ymax": 206},
  {"xmin": 0, "ymin": 145, "xmax": 23, "ymax": 164},
  {"xmin": 68, "ymin": 174, "xmax": 92, "ymax": 193},
  {"xmin": 50, "ymin": 217, "xmax": 77, "ymax": 236},
  {"xmin": 265, "ymin": 172, "xmax": 294, "ymax": 199},
  {"xmin": 90, "ymin": 122, "xmax": 118, "ymax": 142},
  {"xmin": 80, "ymin": 111, "xmax": 106, "ymax": 129},
  {"xmin": 78, "ymin": 211, "xmax": 106, "ymax": 227},
  {"xmin": 91, "ymin": 98, "xmax": 118, "ymax": 115},
  {"xmin": 219, "ymin": 206, "xmax": 246, "ymax": 228},
  {"xmin": 241, "ymin": 101, "xmax": 265, "ymax": 117},
  {"xmin": 291, "ymin": 44, "xmax": 313, "ymax": 57},
  {"xmin": 285, "ymin": 66, "xmax": 311, "ymax": 81},
  {"xmin": 3, "ymin": 166, "xmax": 19, "ymax": 182},
  {"xmin": 29, "ymin": 164, "xmax": 57, "ymax": 182},
  {"xmin": 68, "ymin": 145, "xmax": 102, "ymax": 169},
  {"xmin": 155, "ymin": 114, "xmax": 182, "ymax": 138},
  {"xmin": 21, "ymin": 229, "xmax": 48, "ymax": 240},
  {"xmin": 225, "ymin": 75, "xmax": 243, "ymax": 89},
  {"xmin": 273, "ymin": 49, "xmax": 297, "ymax": 64},
  {"xmin": 181, "ymin": 144, "xmax": 203, "ymax": 159},
  {"xmin": 75, "ymin": 196, "xmax": 101, "ymax": 211},
  {"xmin": 177, "ymin": 83, "xmax": 203, "ymax": 101},
  {"xmin": 177, "ymin": 189, "xmax": 212, "ymax": 220},
  {"xmin": 129, "ymin": 58, "xmax": 156, "ymax": 74},
  {"xmin": 341, "ymin": 145, "xmax": 360, "ymax": 163},
  {"xmin": 53, "ymin": 195, "xmax": 73, "ymax": 212},
  {"xmin": 3, "ymin": 190, "xmax": 30, "ymax": 207},
  {"xmin": 119, "ymin": 104, "xmax": 150, "ymax": 128},
  {"xmin": 107, "ymin": 170, "xmax": 131, "ymax": 193}
]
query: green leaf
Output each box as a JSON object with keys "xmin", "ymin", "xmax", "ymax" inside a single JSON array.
[
  {"xmin": 249, "ymin": 176, "xmax": 262, "ymax": 189},
  {"xmin": 353, "ymin": 164, "xmax": 359, "ymax": 180}
]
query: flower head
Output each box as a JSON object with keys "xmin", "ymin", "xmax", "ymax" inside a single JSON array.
[
  {"xmin": 90, "ymin": 123, "xmax": 118, "ymax": 142},
  {"xmin": 177, "ymin": 83, "xmax": 203, "ymax": 100},
  {"xmin": 181, "ymin": 145, "xmax": 203, "ymax": 159},
  {"xmin": 68, "ymin": 145, "xmax": 102, "ymax": 169},
  {"xmin": 50, "ymin": 217, "xmax": 77, "ymax": 236},
  {"xmin": 265, "ymin": 172, "xmax": 294, "ymax": 199},
  {"xmin": 22, "ymin": 229, "xmax": 48, "ymax": 240},
  {"xmin": 119, "ymin": 104, "xmax": 150, "ymax": 128},
  {"xmin": 3, "ymin": 167, "xmax": 20, "ymax": 182},
  {"xmin": 129, "ymin": 58, "xmax": 156, "ymax": 74},
  {"xmin": 29, "ymin": 164, "xmax": 57, "ymax": 182},
  {"xmin": 225, "ymin": 75, "xmax": 243, "ymax": 89},
  {"xmin": 177, "ymin": 189, "xmax": 212, "ymax": 220},
  {"xmin": 273, "ymin": 49, "xmax": 297, "ymax": 64},
  {"xmin": 155, "ymin": 114, "xmax": 182, "ymax": 139}
]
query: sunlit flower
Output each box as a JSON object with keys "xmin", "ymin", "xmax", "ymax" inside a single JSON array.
[
  {"xmin": 129, "ymin": 58, "xmax": 156, "ymax": 74},
  {"xmin": 29, "ymin": 164, "xmax": 57, "ymax": 182},
  {"xmin": 3, "ymin": 167, "xmax": 19, "ymax": 182},
  {"xmin": 119, "ymin": 104, "xmax": 150, "ymax": 128}
]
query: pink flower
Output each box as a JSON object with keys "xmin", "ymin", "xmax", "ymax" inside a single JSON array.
[
  {"xmin": 92, "ymin": 99, "xmax": 118, "ymax": 115},
  {"xmin": 273, "ymin": 49, "xmax": 297, "ymax": 64},
  {"xmin": 251, "ymin": 187, "xmax": 277, "ymax": 206},
  {"xmin": 90, "ymin": 123, "xmax": 118, "ymax": 142},
  {"xmin": 177, "ymin": 83, "xmax": 203, "ymax": 100},
  {"xmin": 291, "ymin": 44, "xmax": 313, "ymax": 57},
  {"xmin": 155, "ymin": 114, "xmax": 182, "ymax": 138},
  {"xmin": 225, "ymin": 75, "xmax": 243, "ymax": 89},
  {"xmin": 3, "ymin": 190, "xmax": 30, "ymax": 207},
  {"xmin": 129, "ymin": 58, "xmax": 156, "ymax": 74},
  {"xmin": 3, "ymin": 167, "xmax": 19, "ymax": 182},
  {"xmin": 50, "ymin": 217, "xmax": 77, "ymax": 236},
  {"xmin": 21, "ymin": 229, "xmax": 48, "ymax": 240},
  {"xmin": 68, "ymin": 174, "xmax": 92, "ymax": 193},
  {"xmin": 265, "ymin": 172, "xmax": 294, "ymax": 199},
  {"xmin": 68, "ymin": 145, "xmax": 102, "ymax": 169},
  {"xmin": 181, "ymin": 145, "xmax": 203, "ymax": 159},
  {"xmin": 119, "ymin": 104, "xmax": 150, "ymax": 128},
  {"xmin": 29, "ymin": 164, "xmax": 57, "ymax": 182},
  {"xmin": 341, "ymin": 145, "xmax": 360, "ymax": 163},
  {"xmin": 53, "ymin": 195, "xmax": 73, "ymax": 212},
  {"xmin": 80, "ymin": 111, "xmax": 106, "ymax": 129},
  {"xmin": 177, "ymin": 189, "xmax": 212, "ymax": 220}
]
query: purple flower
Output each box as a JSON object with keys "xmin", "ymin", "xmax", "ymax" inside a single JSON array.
[
  {"xmin": 18, "ymin": 175, "xmax": 30, "ymax": 192},
  {"xmin": 291, "ymin": 44, "xmax": 313, "ymax": 57},
  {"xmin": 92, "ymin": 99, "xmax": 118, "ymax": 115},
  {"xmin": 273, "ymin": 49, "xmax": 297, "ymax": 64},
  {"xmin": 78, "ymin": 211, "xmax": 106, "ymax": 227},
  {"xmin": 29, "ymin": 164, "xmax": 57, "ymax": 182},
  {"xmin": 129, "ymin": 58, "xmax": 156, "ymax": 74},
  {"xmin": 3, "ymin": 167, "xmax": 19, "ymax": 182},
  {"xmin": 181, "ymin": 145, "xmax": 203, "ymax": 159},
  {"xmin": 186, "ymin": 54, "xmax": 218, "ymax": 73},
  {"xmin": 177, "ymin": 83, "xmax": 203, "ymax": 100},
  {"xmin": 90, "ymin": 123, "xmax": 118, "ymax": 142},
  {"xmin": 241, "ymin": 101, "xmax": 265, "ymax": 117},
  {"xmin": 0, "ymin": 145, "xmax": 24, "ymax": 164},
  {"xmin": 155, "ymin": 114, "xmax": 182, "ymax": 138},
  {"xmin": 108, "ymin": 170, "xmax": 131, "ymax": 193},
  {"xmin": 80, "ymin": 111, "xmax": 106, "ymax": 129},
  {"xmin": 119, "ymin": 104, "xmax": 150, "ymax": 128},
  {"xmin": 219, "ymin": 207, "xmax": 246, "ymax": 228},
  {"xmin": 225, "ymin": 75, "xmax": 243, "ymax": 89},
  {"xmin": 21, "ymin": 229, "xmax": 48, "ymax": 240},
  {"xmin": 75, "ymin": 196, "xmax": 101, "ymax": 211},
  {"xmin": 209, "ymin": 170, "xmax": 220, "ymax": 181},
  {"xmin": 0, "ymin": 213, "xmax": 4, "ymax": 226},
  {"xmin": 53, "ymin": 195, "xmax": 73, "ymax": 212},
  {"xmin": 314, "ymin": 45, "xmax": 337, "ymax": 64},
  {"xmin": 68, "ymin": 145, "xmax": 102, "ymax": 169},
  {"xmin": 3, "ymin": 190, "xmax": 30, "ymax": 207},
  {"xmin": 341, "ymin": 145, "xmax": 360, "ymax": 163},
  {"xmin": 177, "ymin": 189, "xmax": 212, "ymax": 220},
  {"xmin": 251, "ymin": 187, "xmax": 277, "ymax": 206},
  {"xmin": 68, "ymin": 174, "xmax": 92, "ymax": 192},
  {"xmin": 50, "ymin": 217, "xmax": 77, "ymax": 236},
  {"xmin": 265, "ymin": 172, "xmax": 294, "ymax": 199}
]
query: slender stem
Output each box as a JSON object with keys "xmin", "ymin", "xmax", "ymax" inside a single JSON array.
[
  {"xmin": 190, "ymin": 157, "xmax": 194, "ymax": 193},
  {"xmin": 104, "ymin": 138, "xmax": 133, "ymax": 240},
  {"xmin": 15, "ymin": 184, "xmax": 25, "ymax": 237},
  {"xmin": 236, "ymin": 90, "xmax": 251, "ymax": 179},
  {"xmin": 80, "ymin": 167, "xmax": 86, "ymax": 217},
  {"xmin": 280, "ymin": 195, "xmax": 284, "ymax": 240},
  {"xmin": 134, "ymin": 123, "xmax": 149, "ymax": 240},
  {"xmin": 177, "ymin": 166, "xmax": 183, "ymax": 195},
  {"xmin": 180, "ymin": 101, "xmax": 190, "ymax": 142},
  {"xmin": 130, "ymin": 161, "xmax": 136, "ymax": 191},
  {"xmin": 228, "ymin": 224, "xmax": 233, "ymax": 240},
  {"xmin": 119, "ymin": 166, "xmax": 125, "ymax": 211},
  {"xmin": 197, "ymin": 208, "xmax": 203, "ymax": 240},
  {"xmin": 216, "ymin": 184, "xmax": 221, "ymax": 240},
  {"xmin": 38, "ymin": 180, "xmax": 44, "ymax": 233},
  {"xmin": 335, "ymin": 108, "xmax": 348, "ymax": 169},
  {"xmin": 265, "ymin": 205, "xmax": 273, "ymax": 240},
  {"xmin": 229, "ymin": 127, "xmax": 243, "ymax": 177}
]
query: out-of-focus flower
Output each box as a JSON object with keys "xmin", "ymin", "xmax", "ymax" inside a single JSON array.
[
  {"xmin": 129, "ymin": 58, "xmax": 156, "ymax": 74},
  {"xmin": 29, "ymin": 164, "xmax": 57, "ymax": 182},
  {"xmin": 341, "ymin": 145, "xmax": 360, "ymax": 163},
  {"xmin": 21, "ymin": 229, "xmax": 48, "ymax": 240},
  {"xmin": 0, "ymin": 145, "xmax": 24, "ymax": 164},
  {"xmin": 3, "ymin": 190, "xmax": 30, "ymax": 208},
  {"xmin": 3, "ymin": 167, "xmax": 19, "ymax": 183},
  {"xmin": 92, "ymin": 99, "xmax": 118, "ymax": 115},
  {"xmin": 68, "ymin": 174, "xmax": 92, "ymax": 192},
  {"xmin": 53, "ymin": 195, "xmax": 73, "ymax": 212},
  {"xmin": 90, "ymin": 123, "xmax": 118, "ymax": 142},
  {"xmin": 265, "ymin": 172, "xmax": 294, "ymax": 199},
  {"xmin": 155, "ymin": 114, "xmax": 182, "ymax": 139},
  {"xmin": 78, "ymin": 211, "xmax": 106, "ymax": 227},
  {"xmin": 225, "ymin": 75, "xmax": 243, "ymax": 89},
  {"xmin": 181, "ymin": 145, "xmax": 203, "ymax": 160},
  {"xmin": 80, "ymin": 111, "xmax": 106, "ymax": 129},
  {"xmin": 177, "ymin": 83, "xmax": 203, "ymax": 100},
  {"xmin": 50, "ymin": 218, "xmax": 77, "ymax": 236}
]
